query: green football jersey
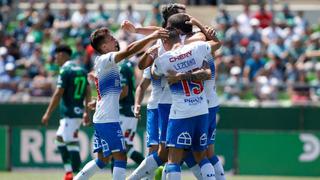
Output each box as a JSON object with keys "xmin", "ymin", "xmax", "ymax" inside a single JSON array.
[
  {"xmin": 119, "ymin": 60, "xmax": 135, "ymax": 117},
  {"xmin": 57, "ymin": 61, "xmax": 88, "ymax": 118}
]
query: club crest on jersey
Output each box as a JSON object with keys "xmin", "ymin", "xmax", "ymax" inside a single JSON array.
[
  {"xmin": 169, "ymin": 50, "xmax": 192, "ymax": 62},
  {"xmin": 177, "ymin": 132, "xmax": 192, "ymax": 145},
  {"xmin": 200, "ymin": 133, "xmax": 208, "ymax": 146},
  {"xmin": 101, "ymin": 139, "xmax": 110, "ymax": 153}
]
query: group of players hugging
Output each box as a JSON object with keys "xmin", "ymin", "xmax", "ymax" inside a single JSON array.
[{"xmin": 41, "ymin": 3, "xmax": 226, "ymax": 180}]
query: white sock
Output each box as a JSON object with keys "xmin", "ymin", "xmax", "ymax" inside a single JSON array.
[
  {"xmin": 165, "ymin": 163, "xmax": 181, "ymax": 180},
  {"xmin": 127, "ymin": 153, "xmax": 161, "ymax": 180},
  {"xmin": 74, "ymin": 160, "xmax": 103, "ymax": 180},
  {"xmin": 190, "ymin": 165, "xmax": 203, "ymax": 180},
  {"xmin": 213, "ymin": 161, "xmax": 225, "ymax": 180},
  {"xmin": 200, "ymin": 159, "xmax": 216, "ymax": 180},
  {"xmin": 113, "ymin": 167, "xmax": 126, "ymax": 180},
  {"xmin": 161, "ymin": 163, "xmax": 167, "ymax": 180},
  {"xmin": 167, "ymin": 172, "xmax": 180, "ymax": 180}
]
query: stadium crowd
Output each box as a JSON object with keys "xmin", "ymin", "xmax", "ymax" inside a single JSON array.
[{"xmin": 0, "ymin": 2, "xmax": 319, "ymax": 104}]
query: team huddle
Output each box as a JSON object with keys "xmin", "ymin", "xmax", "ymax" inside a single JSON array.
[{"xmin": 41, "ymin": 3, "xmax": 225, "ymax": 180}]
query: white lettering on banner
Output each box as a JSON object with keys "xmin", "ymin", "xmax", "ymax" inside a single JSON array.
[
  {"xmin": 299, "ymin": 133, "xmax": 320, "ymax": 162},
  {"xmin": 46, "ymin": 130, "xmax": 61, "ymax": 163},
  {"xmin": 21, "ymin": 130, "xmax": 44, "ymax": 163}
]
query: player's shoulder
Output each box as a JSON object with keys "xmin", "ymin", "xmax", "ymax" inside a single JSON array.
[{"xmin": 96, "ymin": 52, "xmax": 116, "ymax": 64}]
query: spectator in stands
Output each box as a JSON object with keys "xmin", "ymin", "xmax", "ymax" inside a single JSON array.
[
  {"xmin": 294, "ymin": 11, "xmax": 309, "ymax": 35},
  {"xmin": 276, "ymin": 3, "xmax": 294, "ymax": 25},
  {"xmin": 262, "ymin": 21, "xmax": 284, "ymax": 44},
  {"xmin": 225, "ymin": 20, "xmax": 244, "ymax": 50},
  {"xmin": 310, "ymin": 63, "xmax": 320, "ymax": 101},
  {"xmin": 118, "ymin": 4, "xmax": 142, "ymax": 26},
  {"xmin": 39, "ymin": 2, "xmax": 55, "ymax": 29},
  {"xmin": 253, "ymin": 3, "xmax": 272, "ymax": 29},
  {"xmin": 53, "ymin": 7, "xmax": 71, "ymax": 37},
  {"xmin": 90, "ymin": 4, "xmax": 112, "ymax": 28},
  {"xmin": 20, "ymin": 35, "xmax": 36, "ymax": 58},
  {"xmin": 224, "ymin": 66, "xmax": 245, "ymax": 101},
  {"xmin": 70, "ymin": 3, "xmax": 90, "ymax": 37},
  {"xmin": 243, "ymin": 51, "xmax": 266, "ymax": 82},
  {"xmin": 13, "ymin": 19, "xmax": 29, "ymax": 43},
  {"xmin": 143, "ymin": 3, "xmax": 162, "ymax": 27},
  {"xmin": 0, "ymin": 63, "xmax": 20, "ymax": 101},
  {"xmin": 267, "ymin": 37, "xmax": 288, "ymax": 62},
  {"xmin": 248, "ymin": 18, "xmax": 262, "ymax": 43},
  {"xmin": 215, "ymin": 8, "xmax": 233, "ymax": 29},
  {"xmin": 237, "ymin": 3, "xmax": 252, "ymax": 36}
]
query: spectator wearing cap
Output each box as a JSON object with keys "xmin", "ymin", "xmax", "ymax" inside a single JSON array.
[
  {"xmin": 248, "ymin": 18, "xmax": 262, "ymax": 43},
  {"xmin": 224, "ymin": 66, "xmax": 245, "ymax": 101},
  {"xmin": 0, "ymin": 47, "xmax": 15, "ymax": 75},
  {"xmin": 20, "ymin": 35, "xmax": 36, "ymax": 58},
  {"xmin": 0, "ymin": 63, "xmax": 20, "ymax": 101}
]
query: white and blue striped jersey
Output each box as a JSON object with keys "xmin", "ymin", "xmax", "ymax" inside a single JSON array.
[
  {"xmin": 93, "ymin": 52, "xmax": 121, "ymax": 123},
  {"xmin": 153, "ymin": 41, "xmax": 211, "ymax": 119},
  {"xmin": 143, "ymin": 67, "xmax": 162, "ymax": 109},
  {"xmin": 204, "ymin": 54, "xmax": 220, "ymax": 108}
]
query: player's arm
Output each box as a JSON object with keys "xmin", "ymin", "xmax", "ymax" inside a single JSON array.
[
  {"xmin": 138, "ymin": 44, "xmax": 159, "ymax": 70},
  {"xmin": 82, "ymin": 84, "xmax": 91, "ymax": 126},
  {"xmin": 187, "ymin": 15, "xmax": 221, "ymax": 54},
  {"xmin": 134, "ymin": 78, "xmax": 151, "ymax": 119},
  {"xmin": 114, "ymin": 29, "xmax": 168, "ymax": 63},
  {"xmin": 41, "ymin": 88, "xmax": 64, "ymax": 126},
  {"xmin": 121, "ymin": 20, "xmax": 161, "ymax": 35},
  {"xmin": 166, "ymin": 61, "xmax": 211, "ymax": 84}
]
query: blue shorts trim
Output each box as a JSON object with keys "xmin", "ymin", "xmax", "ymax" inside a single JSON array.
[
  {"xmin": 93, "ymin": 122, "xmax": 126, "ymax": 157},
  {"xmin": 146, "ymin": 108, "xmax": 159, "ymax": 147},
  {"xmin": 208, "ymin": 106, "xmax": 219, "ymax": 145},
  {"xmin": 166, "ymin": 114, "xmax": 209, "ymax": 151},
  {"xmin": 158, "ymin": 104, "xmax": 171, "ymax": 143}
]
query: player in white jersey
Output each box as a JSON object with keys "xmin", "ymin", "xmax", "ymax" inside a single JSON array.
[{"xmin": 74, "ymin": 27, "xmax": 168, "ymax": 180}]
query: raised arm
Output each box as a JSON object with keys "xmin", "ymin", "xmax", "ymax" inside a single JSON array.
[
  {"xmin": 138, "ymin": 44, "xmax": 159, "ymax": 70},
  {"xmin": 114, "ymin": 29, "xmax": 168, "ymax": 63},
  {"xmin": 121, "ymin": 20, "xmax": 161, "ymax": 35}
]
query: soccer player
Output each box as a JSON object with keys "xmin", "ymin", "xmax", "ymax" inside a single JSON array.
[
  {"xmin": 74, "ymin": 27, "xmax": 168, "ymax": 180},
  {"xmin": 118, "ymin": 58, "xmax": 145, "ymax": 165},
  {"xmin": 152, "ymin": 14, "xmax": 221, "ymax": 180},
  {"xmin": 41, "ymin": 44, "xmax": 91, "ymax": 180},
  {"xmin": 134, "ymin": 65, "xmax": 162, "ymax": 179}
]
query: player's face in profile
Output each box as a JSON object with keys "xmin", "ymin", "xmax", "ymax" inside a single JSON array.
[
  {"xmin": 55, "ymin": 52, "xmax": 64, "ymax": 66},
  {"xmin": 105, "ymin": 35, "xmax": 119, "ymax": 52}
]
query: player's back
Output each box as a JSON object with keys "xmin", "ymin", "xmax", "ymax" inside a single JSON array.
[
  {"xmin": 59, "ymin": 61, "xmax": 88, "ymax": 118},
  {"xmin": 204, "ymin": 54, "xmax": 219, "ymax": 108},
  {"xmin": 154, "ymin": 41, "xmax": 212, "ymax": 119}
]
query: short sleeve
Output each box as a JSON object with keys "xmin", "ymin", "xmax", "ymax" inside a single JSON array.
[
  {"xmin": 153, "ymin": 58, "xmax": 163, "ymax": 76},
  {"xmin": 98, "ymin": 52, "xmax": 116, "ymax": 68},
  {"xmin": 57, "ymin": 68, "xmax": 68, "ymax": 88},
  {"xmin": 143, "ymin": 67, "xmax": 152, "ymax": 79},
  {"xmin": 196, "ymin": 41, "xmax": 211, "ymax": 56}
]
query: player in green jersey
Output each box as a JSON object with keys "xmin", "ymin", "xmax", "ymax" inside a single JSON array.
[
  {"xmin": 41, "ymin": 45, "xmax": 91, "ymax": 180},
  {"xmin": 119, "ymin": 59, "xmax": 145, "ymax": 166}
]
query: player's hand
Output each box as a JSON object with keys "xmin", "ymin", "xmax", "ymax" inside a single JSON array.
[
  {"xmin": 88, "ymin": 71, "xmax": 96, "ymax": 82},
  {"xmin": 166, "ymin": 70, "xmax": 180, "ymax": 85},
  {"xmin": 150, "ymin": 28, "xmax": 169, "ymax": 40},
  {"xmin": 41, "ymin": 114, "xmax": 50, "ymax": 126},
  {"xmin": 134, "ymin": 105, "xmax": 141, "ymax": 119},
  {"xmin": 204, "ymin": 26, "xmax": 217, "ymax": 40},
  {"xmin": 88, "ymin": 99, "xmax": 96, "ymax": 110},
  {"xmin": 185, "ymin": 15, "xmax": 199, "ymax": 26},
  {"xmin": 146, "ymin": 45, "xmax": 160, "ymax": 60},
  {"xmin": 82, "ymin": 112, "xmax": 91, "ymax": 126},
  {"xmin": 121, "ymin": 20, "xmax": 136, "ymax": 33}
]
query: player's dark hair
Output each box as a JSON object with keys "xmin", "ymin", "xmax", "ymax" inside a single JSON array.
[
  {"xmin": 161, "ymin": 3, "xmax": 186, "ymax": 28},
  {"xmin": 165, "ymin": 26, "xmax": 180, "ymax": 44},
  {"xmin": 55, "ymin": 44, "xmax": 72, "ymax": 56},
  {"xmin": 167, "ymin": 13, "xmax": 192, "ymax": 34},
  {"xmin": 90, "ymin": 27, "xmax": 110, "ymax": 54}
]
